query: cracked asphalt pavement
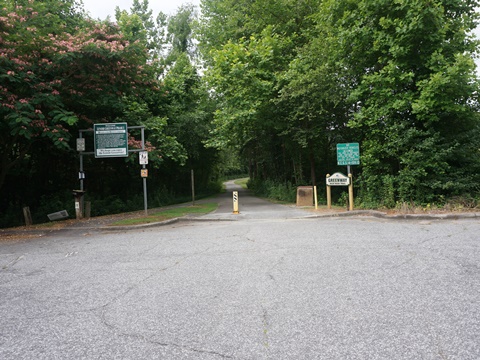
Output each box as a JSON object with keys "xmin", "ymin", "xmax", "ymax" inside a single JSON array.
[{"xmin": 0, "ymin": 181, "xmax": 479, "ymax": 359}]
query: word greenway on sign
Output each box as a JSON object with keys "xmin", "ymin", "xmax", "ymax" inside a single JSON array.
[{"xmin": 326, "ymin": 172, "xmax": 350, "ymax": 186}]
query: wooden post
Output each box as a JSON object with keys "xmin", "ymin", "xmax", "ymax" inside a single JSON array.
[
  {"xmin": 326, "ymin": 174, "xmax": 332, "ymax": 209},
  {"xmin": 314, "ymin": 186, "xmax": 318, "ymax": 210},
  {"xmin": 23, "ymin": 207, "xmax": 33, "ymax": 226}
]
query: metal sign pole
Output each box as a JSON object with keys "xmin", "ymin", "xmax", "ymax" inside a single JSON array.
[
  {"xmin": 348, "ymin": 174, "xmax": 354, "ymax": 211},
  {"xmin": 80, "ymin": 153, "xmax": 84, "ymax": 217},
  {"xmin": 79, "ymin": 133, "xmax": 84, "ymax": 192},
  {"xmin": 143, "ymin": 166, "xmax": 148, "ymax": 215},
  {"xmin": 141, "ymin": 127, "xmax": 148, "ymax": 215},
  {"xmin": 78, "ymin": 131, "xmax": 86, "ymax": 217},
  {"xmin": 335, "ymin": 142, "xmax": 360, "ymax": 212},
  {"xmin": 79, "ymin": 125, "xmax": 148, "ymax": 216}
]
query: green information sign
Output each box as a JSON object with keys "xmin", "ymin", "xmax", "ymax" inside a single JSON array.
[
  {"xmin": 337, "ymin": 143, "xmax": 360, "ymax": 165},
  {"xmin": 94, "ymin": 123, "xmax": 128, "ymax": 158}
]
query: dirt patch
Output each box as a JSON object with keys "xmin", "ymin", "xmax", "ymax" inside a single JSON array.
[
  {"xmin": 307, "ymin": 205, "xmax": 479, "ymax": 216},
  {"xmin": 0, "ymin": 231, "xmax": 47, "ymax": 243}
]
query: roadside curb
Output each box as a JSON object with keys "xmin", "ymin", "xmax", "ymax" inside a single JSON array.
[
  {"xmin": 102, "ymin": 211, "xmax": 479, "ymax": 231},
  {"xmin": 305, "ymin": 210, "xmax": 480, "ymax": 220},
  {"xmin": 99, "ymin": 217, "xmax": 181, "ymax": 231},
  {"xmin": 99, "ymin": 216, "xmax": 237, "ymax": 231},
  {"xmin": 2, "ymin": 210, "xmax": 478, "ymax": 237}
]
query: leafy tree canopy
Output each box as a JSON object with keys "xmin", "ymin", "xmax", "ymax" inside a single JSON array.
[{"xmin": 0, "ymin": 0, "xmax": 156, "ymax": 190}]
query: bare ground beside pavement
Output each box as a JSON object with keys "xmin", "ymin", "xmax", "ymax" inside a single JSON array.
[{"xmin": 1, "ymin": 181, "xmax": 479, "ymax": 242}]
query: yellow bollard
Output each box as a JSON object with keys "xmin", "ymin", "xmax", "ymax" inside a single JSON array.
[
  {"xmin": 233, "ymin": 191, "xmax": 239, "ymax": 214},
  {"xmin": 348, "ymin": 173, "xmax": 354, "ymax": 211}
]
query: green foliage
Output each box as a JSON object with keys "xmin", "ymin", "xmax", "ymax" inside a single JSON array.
[
  {"xmin": 337, "ymin": 0, "xmax": 480, "ymax": 203},
  {"xmin": 1, "ymin": 0, "xmax": 479, "ymax": 227},
  {"xmin": 32, "ymin": 191, "xmax": 75, "ymax": 223},
  {"xmin": 206, "ymin": 29, "xmax": 280, "ymax": 148},
  {"xmin": 337, "ymin": 192, "xmax": 349, "ymax": 208},
  {"xmin": 247, "ymin": 178, "xmax": 296, "ymax": 203},
  {"xmin": 166, "ymin": 4, "xmax": 197, "ymax": 62},
  {"xmin": 381, "ymin": 175, "xmax": 396, "ymax": 209},
  {"xmin": 0, "ymin": 1, "xmax": 156, "ymax": 193},
  {"xmin": 0, "ymin": 2, "xmax": 220, "ymax": 228},
  {"xmin": 201, "ymin": 0, "xmax": 480, "ymax": 205},
  {"xmin": 89, "ymin": 194, "xmax": 141, "ymax": 217}
]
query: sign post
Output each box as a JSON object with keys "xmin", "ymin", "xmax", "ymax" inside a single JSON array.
[
  {"xmin": 326, "ymin": 173, "xmax": 350, "ymax": 209},
  {"xmin": 335, "ymin": 143, "xmax": 360, "ymax": 211},
  {"xmin": 79, "ymin": 125, "xmax": 148, "ymax": 218},
  {"xmin": 139, "ymin": 150, "xmax": 148, "ymax": 216},
  {"xmin": 326, "ymin": 175, "xmax": 332, "ymax": 209}
]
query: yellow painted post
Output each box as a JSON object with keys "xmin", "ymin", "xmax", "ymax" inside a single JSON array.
[
  {"xmin": 314, "ymin": 186, "xmax": 318, "ymax": 210},
  {"xmin": 233, "ymin": 191, "xmax": 239, "ymax": 214},
  {"xmin": 326, "ymin": 174, "xmax": 331, "ymax": 209},
  {"xmin": 348, "ymin": 173, "xmax": 354, "ymax": 211}
]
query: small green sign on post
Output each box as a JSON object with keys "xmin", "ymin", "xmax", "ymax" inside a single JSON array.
[
  {"xmin": 337, "ymin": 143, "xmax": 360, "ymax": 166},
  {"xmin": 94, "ymin": 123, "xmax": 128, "ymax": 158}
]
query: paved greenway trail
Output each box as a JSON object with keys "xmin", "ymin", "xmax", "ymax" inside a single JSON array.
[
  {"xmin": 0, "ymin": 183, "xmax": 479, "ymax": 359},
  {"xmin": 199, "ymin": 180, "xmax": 311, "ymax": 220}
]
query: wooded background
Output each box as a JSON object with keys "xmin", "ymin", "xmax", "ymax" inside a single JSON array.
[{"xmin": 1, "ymin": 0, "xmax": 479, "ymax": 227}]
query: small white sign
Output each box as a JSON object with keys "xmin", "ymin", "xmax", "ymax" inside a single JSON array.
[
  {"xmin": 76, "ymin": 138, "xmax": 85, "ymax": 152},
  {"xmin": 326, "ymin": 172, "xmax": 350, "ymax": 186},
  {"xmin": 139, "ymin": 151, "xmax": 148, "ymax": 165}
]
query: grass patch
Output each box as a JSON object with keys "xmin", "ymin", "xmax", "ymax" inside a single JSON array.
[
  {"xmin": 110, "ymin": 203, "xmax": 218, "ymax": 226},
  {"xmin": 234, "ymin": 177, "xmax": 249, "ymax": 189}
]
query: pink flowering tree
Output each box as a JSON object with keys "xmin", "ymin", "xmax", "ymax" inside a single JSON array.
[{"xmin": 0, "ymin": 1, "xmax": 156, "ymax": 190}]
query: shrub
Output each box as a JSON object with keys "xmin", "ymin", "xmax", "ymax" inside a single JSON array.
[{"xmin": 248, "ymin": 179, "xmax": 296, "ymax": 203}]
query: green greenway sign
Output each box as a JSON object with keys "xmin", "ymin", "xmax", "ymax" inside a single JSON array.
[
  {"xmin": 337, "ymin": 143, "xmax": 360, "ymax": 166},
  {"xmin": 94, "ymin": 123, "xmax": 128, "ymax": 158}
]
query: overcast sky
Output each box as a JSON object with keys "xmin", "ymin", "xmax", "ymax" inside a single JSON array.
[{"xmin": 82, "ymin": 0, "xmax": 201, "ymax": 19}]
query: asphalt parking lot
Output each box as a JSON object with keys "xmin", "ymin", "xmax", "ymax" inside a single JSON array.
[{"xmin": 1, "ymin": 183, "xmax": 479, "ymax": 359}]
